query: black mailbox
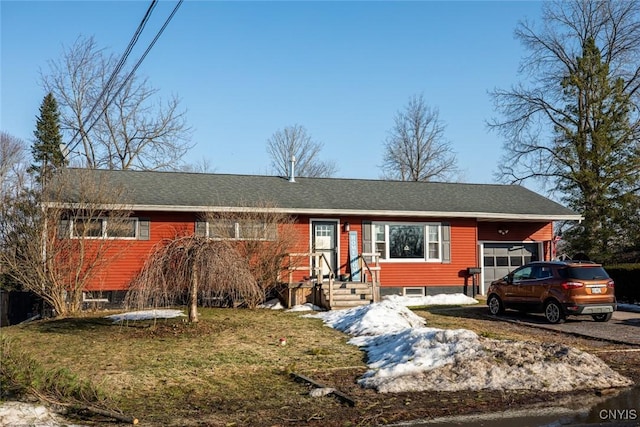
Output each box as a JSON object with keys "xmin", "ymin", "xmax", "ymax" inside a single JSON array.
[{"xmin": 467, "ymin": 267, "xmax": 482, "ymax": 275}]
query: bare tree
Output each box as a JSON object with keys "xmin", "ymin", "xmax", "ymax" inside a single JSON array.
[
  {"xmin": 0, "ymin": 131, "xmax": 28, "ymax": 195},
  {"xmin": 0, "ymin": 169, "xmax": 133, "ymax": 316},
  {"xmin": 41, "ymin": 36, "xmax": 193, "ymax": 171},
  {"xmin": 381, "ymin": 94, "xmax": 458, "ymax": 182},
  {"xmin": 125, "ymin": 237, "xmax": 260, "ymax": 323},
  {"xmin": 267, "ymin": 124, "xmax": 337, "ymax": 178},
  {"xmin": 490, "ymin": 0, "xmax": 640, "ymax": 187},
  {"xmin": 179, "ymin": 157, "xmax": 216, "ymax": 173},
  {"xmin": 488, "ymin": 0, "xmax": 640, "ymax": 260}
]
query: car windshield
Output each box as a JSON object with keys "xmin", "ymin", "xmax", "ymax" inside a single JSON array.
[{"xmin": 559, "ymin": 266, "xmax": 610, "ymax": 280}]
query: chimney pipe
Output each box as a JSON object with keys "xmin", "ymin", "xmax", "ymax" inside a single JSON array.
[{"xmin": 288, "ymin": 155, "xmax": 296, "ymax": 182}]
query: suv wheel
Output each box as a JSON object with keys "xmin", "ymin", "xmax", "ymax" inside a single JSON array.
[
  {"xmin": 592, "ymin": 313, "xmax": 613, "ymax": 322},
  {"xmin": 488, "ymin": 294, "xmax": 504, "ymax": 316},
  {"xmin": 544, "ymin": 300, "xmax": 565, "ymax": 324}
]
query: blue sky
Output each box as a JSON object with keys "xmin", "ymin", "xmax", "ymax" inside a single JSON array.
[{"xmin": 1, "ymin": 1, "xmax": 544, "ymax": 187}]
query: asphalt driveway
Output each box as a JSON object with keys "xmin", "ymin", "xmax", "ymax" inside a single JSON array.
[{"xmin": 489, "ymin": 308, "xmax": 640, "ymax": 345}]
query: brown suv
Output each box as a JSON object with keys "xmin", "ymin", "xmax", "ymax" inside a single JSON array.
[{"xmin": 487, "ymin": 261, "xmax": 616, "ymax": 324}]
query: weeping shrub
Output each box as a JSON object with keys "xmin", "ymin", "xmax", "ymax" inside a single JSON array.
[{"xmin": 125, "ymin": 237, "xmax": 263, "ymax": 321}]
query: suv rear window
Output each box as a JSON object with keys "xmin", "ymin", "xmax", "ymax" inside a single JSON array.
[{"xmin": 559, "ymin": 266, "xmax": 610, "ymax": 280}]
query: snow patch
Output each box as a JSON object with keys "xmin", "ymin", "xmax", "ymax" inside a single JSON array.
[
  {"xmin": 105, "ymin": 309, "xmax": 185, "ymax": 322},
  {"xmin": 308, "ymin": 299, "xmax": 633, "ymax": 393}
]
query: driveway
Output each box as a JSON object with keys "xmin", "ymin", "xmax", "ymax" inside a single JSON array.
[{"xmin": 490, "ymin": 308, "xmax": 640, "ymax": 345}]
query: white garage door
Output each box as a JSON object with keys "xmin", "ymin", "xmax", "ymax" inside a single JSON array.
[{"xmin": 483, "ymin": 243, "xmax": 540, "ymax": 288}]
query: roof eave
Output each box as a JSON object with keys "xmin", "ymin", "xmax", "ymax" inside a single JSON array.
[{"xmin": 45, "ymin": 202, "xmax": 582, "ymax": 222}]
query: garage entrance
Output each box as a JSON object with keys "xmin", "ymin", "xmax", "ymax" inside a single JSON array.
[{"xmin": 482, "ymin": 243, "xmax": 540, "ymax": 291}]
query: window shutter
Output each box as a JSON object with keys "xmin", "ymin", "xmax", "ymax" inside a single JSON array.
[
  {"xmin": 442, "ymin": 222, "xmax": 451, "ymax": 263},
  {"xmin": 57, "ymin": 220, "xmax": 70, "ymax": 239},
  {"xmin": 195, "ymin": 220, "xmax": 207, "ymax": 237},
  {"xmin": 362, "ymin": 220, "xmax": 372, "ymax": 262},
  {"xmin": 138, "ymin": 218, "xmax": 150, "ymax": 240}
]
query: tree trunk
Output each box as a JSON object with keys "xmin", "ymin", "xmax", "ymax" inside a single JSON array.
[{"xmin": 188, "ymin": 264, "xmax": 199, "ymax": 323}]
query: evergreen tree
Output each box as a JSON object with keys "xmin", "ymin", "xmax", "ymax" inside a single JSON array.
[
  {"xmin": 31, "ymin": 92, "xmax": 67, "ymax": 185},
  {"xmin": 490, "ymin": 1, "xmax": 640, "ymax": 262},
  {"xmin": 556, "ymin": 38, "xmax": 638, "ymax": 261}
]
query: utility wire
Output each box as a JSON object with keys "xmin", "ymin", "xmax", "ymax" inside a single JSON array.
[
  {"xmin": 66, "ymin": 0, "xmax": 160, "ymax": 156},
  {"xmin": 102, "ymin": 0, "xmax": 184, "ymax": 122},
  {"xmin": 94, "ymin": 0, "xmax": 159, "ymax": 116},
  {"xmin": 68, "ymin": 0, "xmax": 183, "ymax": 159},
  {"xmin": 121, "ymin": 0, "xmax": 184, "ymax": 90}
]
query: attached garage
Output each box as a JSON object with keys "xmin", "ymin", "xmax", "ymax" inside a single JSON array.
[{"xmin": 480, "ymin": 242, "xmax": 543, "ymax": 294}]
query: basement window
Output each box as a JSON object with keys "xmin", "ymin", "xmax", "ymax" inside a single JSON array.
[
  {"xmin": 82, "ymin": 291, "xmax": 109, "ymax": 303},
  {"xmin": 404, "ymin": 287, "xmax": 425, "ymax": 297}
]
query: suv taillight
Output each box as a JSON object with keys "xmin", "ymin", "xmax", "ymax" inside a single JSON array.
[
  {"xmin": 607, "ymin": 280, "xmax": 615, "ymax": 288},
  {"xmin": 561, "ymin": 281, "xmax": 584, "ymax": 290}
]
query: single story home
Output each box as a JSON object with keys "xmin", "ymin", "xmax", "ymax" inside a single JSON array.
[{"xmin": 53, "ymin": 168, "xmax": 581, "ymax": 309}]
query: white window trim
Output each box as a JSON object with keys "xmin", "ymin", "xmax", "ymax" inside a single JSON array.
[
  {"xmin": 82, "ymin": 291, "xmax": 109, "ymax": 303},
  {"xmin": 404, "ymin": 287, "xmax": 426, "ymax": 297},
  {"xmin": 373, "ymin": 222, "xmax": 443, "ymax": 263},
  {"xmin": 70, "ymin": 217, "xmax": 139, "ymax": 240},
  {"xmin": 203, "ymin": 220, "xmax": 276, "ymax": 241}
]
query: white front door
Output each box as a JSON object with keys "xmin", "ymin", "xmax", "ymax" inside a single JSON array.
[{"xmin": 312, "ymin": 221, "xmax": 337, "ymax": 277}]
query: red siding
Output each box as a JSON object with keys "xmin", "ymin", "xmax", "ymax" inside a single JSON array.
[
  {"xmin": 83, "ymin": 212, "xmax": 555, "ymax": 292},
  {"xmin": 87, "ymin": 211, "xmax": 195, "ymax": 291},
  {"xmin": 478, "ymin": 222, "xmax": 553, "ymax": 261},
  {"xmin": 375, "ymin": 218, "xmax": 477, "ymax": 287},
  {"xmin": 478, "ymin": 222, "xmax": 552, "ymax": 242}
]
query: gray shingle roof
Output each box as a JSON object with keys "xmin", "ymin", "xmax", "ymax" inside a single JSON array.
[{"xmin": 59, "ymin": 169, "xmax": 581, "ymax": 221}]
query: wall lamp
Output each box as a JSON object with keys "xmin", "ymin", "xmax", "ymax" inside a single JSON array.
[
  {"xmin": 343, "ymin": 222, "xmax": 350, "ymax": 232},
  {"xmin": 497, "ymin": 226, "xmax": 509, "ymax": 236}
]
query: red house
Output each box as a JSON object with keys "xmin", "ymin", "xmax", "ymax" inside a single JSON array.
[{"xmin": 57, "ymin": 168, "xmax": 581, "ymax": 309}]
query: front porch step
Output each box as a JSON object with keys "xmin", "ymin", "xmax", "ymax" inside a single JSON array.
[
  {"xmin": 331, "ymin": 287, "xmax": 373, "ymax": 295},
  {"xmin": 322, "ymin": 281, "xmax": 374, "ymax": 309}
]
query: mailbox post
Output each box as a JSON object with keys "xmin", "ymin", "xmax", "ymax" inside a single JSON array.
[{"xmin": 467, "ymin": 267, "xmax": 482, "ymax": 297}]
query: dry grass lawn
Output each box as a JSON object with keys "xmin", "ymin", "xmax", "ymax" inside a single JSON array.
[{"xmin": 2, "ymin": 304, "xmax": 638, "ymax": 427}]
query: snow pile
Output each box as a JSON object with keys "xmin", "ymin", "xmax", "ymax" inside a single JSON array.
[
  {"xmin": 259, "ymin": 298, "xmax": 286, "ymax": 309},
  {"xmin": 384, "ymin": 293, "xmax": 478, "ymax": 307},
  {"xmin": 286, "ymin": 303, "xmax": 324, "ymax": 312},
  {"xmin": 309, "ymin": 300, "xmax": 633, "ymax": 393},
  {"xmin": 105, "ymin": 309, "xmax": 185, "ymax": 322},
  {"xmin": 0, "ymin": 401, "xmax": 86, "ymax": 427},
  {"xmin": 313, "ymin": 297, "xmax": 426, "ymax": 335},
  {"xmin": 261, "ymin": 292, "xmax": 477, "ymax": 312}
]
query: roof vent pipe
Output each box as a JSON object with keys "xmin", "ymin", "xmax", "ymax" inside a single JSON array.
[{"xmin": 288, "ymin": 155, "xmax": 296, "ymax": 182}]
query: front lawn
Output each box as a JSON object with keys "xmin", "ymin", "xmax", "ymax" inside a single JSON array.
[{"xmin": 1, "ymin": 308, "xmax": 365, "ymax": 426}]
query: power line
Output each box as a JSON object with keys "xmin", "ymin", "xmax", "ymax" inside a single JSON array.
[
  {"xmin": 67, "ymin": 0, "xmax": 184, "ymax": 157},
  {"xmin": 66, "ymin": 0, "xmax": 158, "ymax": 156},
  {"xmin": 97, "ymin": 0, "xmax": 184, "ymax": 133}
]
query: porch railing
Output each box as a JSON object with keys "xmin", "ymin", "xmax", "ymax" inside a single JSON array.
[
  {"xmin": 284, "ymin": 251, "xmax": 381, "ymax": 308},
  {"xmin": 359, "ymin": 252, "xmax": 381, "ymax": 302}
]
